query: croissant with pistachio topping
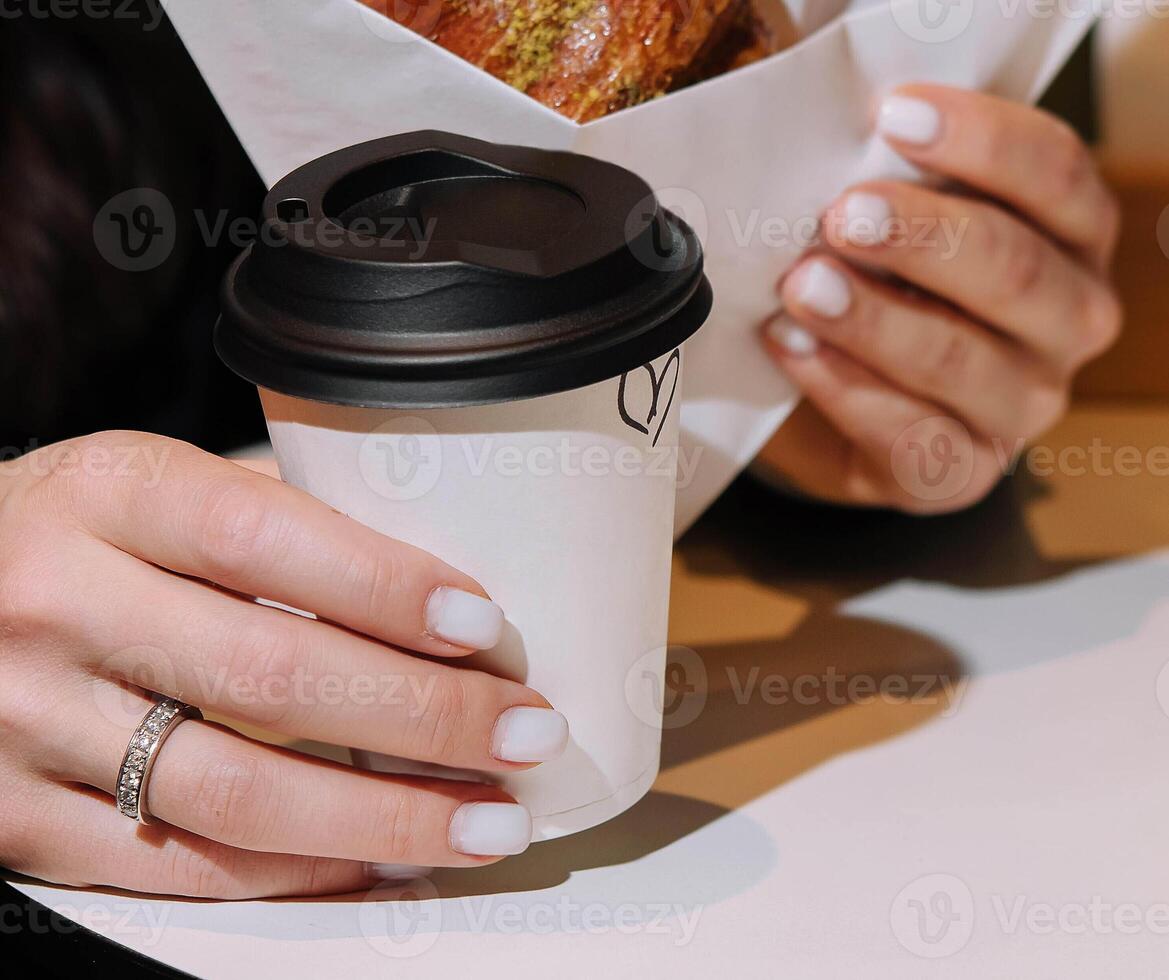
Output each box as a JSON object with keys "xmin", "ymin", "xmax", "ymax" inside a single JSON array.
[{"xmin": 357, "ymin": 0, "xmax": 784, "ymax": 121}]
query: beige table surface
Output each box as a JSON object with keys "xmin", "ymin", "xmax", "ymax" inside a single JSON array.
[{"xmin": 10, "ymin": 402, "xmax": 1169, "ymax": 977}]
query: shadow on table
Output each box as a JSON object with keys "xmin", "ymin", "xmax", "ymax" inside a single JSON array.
[
  {"xmin": 425, "ymin": 788, "xmax": 768, "ymax": 904},
  {"xmin": 655, "ymin": 472, "xmax": 1058, "ymax": 779},
  {"xmin": 660, "ymin": 466, "xmax": 1169, "ymax": 790},
  {"xmin": 683, "ymin": 466, "xmax": 1081, "ymax": 594}
]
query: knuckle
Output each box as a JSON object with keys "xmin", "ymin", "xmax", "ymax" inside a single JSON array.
[
  {"xmin": 920, "ymin": 328, "xmax": 975, "ymax": 395},
  {"xmin": 837, "ymin": 289, "xmax": 885, "ymax": 349},
  {"xmin": 14, "ymin": 441, "xmax": 89, "ymax": 516},
  {"xmin": 998, "ymin": 228, "xmax": 1047, "ymax": 304},
  {"xmin": 983, "ymin": 109, "xmax": 1017, "ymax": 169},
  {"xmin": 0, "ymin": 548, "xmax": 62, "ymax": 642},
  {"xmin": 20, "ymin": 432, "xmax": 130, "ymax": 501},
  {"xmin": 186, "ymin": 750, "xmax": 276, "ymax": 849},
  {"xmin": 347, "ymin": 547, "xmax": 409, "ymax": 626},
  {"xmin": 0, "ymin": 682, "xmax": 58, "ymax": 743},
  {"xmin": 189, "ymin": 477, "xmax": 278, "ymax": 583},
  {"xmin": 974, "ymin": 116, "xmax": 1009, "ymax": 181},
  {"xmin": 379, "ymin": 791, "xmax": 422, "ymax": 861},
  {"xmin": 1, "ymin": 431, "xmax": 180, "ymax": 540},
  {"xmin": 221, "ymin": 617, "xmax": 309, "ymax": 726},
  {"xmin": 409, "ymin": 674, "xmax": 470, "ymax": 763},
  {"xmin": 293, "ymin": 855, "xmax": 339, "ymax": 897},
  {"xmin": 164, "ymin": 841, "xmax": 241, "ymax": 898}
]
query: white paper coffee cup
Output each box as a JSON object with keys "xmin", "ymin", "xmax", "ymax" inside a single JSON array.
[
  {"xmin": 260, "ymin": 345, "xmax": 685, "ymax": 838},
  {"xmin": 216, "ymin": 130, "xmax": 711, "ymax": 840}
]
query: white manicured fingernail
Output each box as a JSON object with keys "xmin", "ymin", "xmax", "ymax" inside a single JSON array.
[
  {"xmin": 449, "ymin": 802, "xmax": 532, "ymax": 856},
  {"xmin": 843, "ymin": 193, "xmax": 893, "ymax": 246},
  {"xmin": 767, "ymin": 321, "xmax": 820, "ymax": 356},
  {"xmin": 793, "ymin": 260, "xmax": 852, "ymax": 319},
  {"xmin": 364, "ymin": 863, "xmax": 433, "ymax": 882},
  {"xmin": 491, "ymin": 707, "xmax": 569, "ymax": 763},
  {"xmin": 425, "ymin": 588, "xmax": 504, "ymax": 649},
  {"xmin": 878, "ymin": 95, "xmax": 942, "ymax": 145}
]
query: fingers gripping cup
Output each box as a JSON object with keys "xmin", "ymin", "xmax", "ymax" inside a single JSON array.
[{"xmin": 216, "ymin": 131, "xmax": 712, "ymax": 840}]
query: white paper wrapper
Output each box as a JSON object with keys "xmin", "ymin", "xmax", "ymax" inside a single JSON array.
[
  {"xmin": 261, "ymin": 348, "xmax": 687, "ymax": 838},
  {"xmin": 165, "ymin": 0, "xmax": 1093, "ymax": 532}
]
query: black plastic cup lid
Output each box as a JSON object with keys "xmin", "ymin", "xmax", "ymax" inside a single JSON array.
[{"xmin": 215, "ymin": 131, "xmax": 712, "ymax": 408}]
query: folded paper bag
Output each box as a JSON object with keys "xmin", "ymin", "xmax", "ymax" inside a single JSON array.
[{"xmin": 164, "ymin": 0, "xmax": 1092, "ymax": 532}]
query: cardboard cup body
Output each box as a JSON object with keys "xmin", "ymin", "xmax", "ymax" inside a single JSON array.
[{"xmin": 259, "ymin": 347, "xmax": 685, "ymax": 839}]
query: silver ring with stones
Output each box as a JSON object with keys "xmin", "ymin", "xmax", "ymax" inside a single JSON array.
[{"xmin": 116, "ymin": 697, "xmax": 203, "ymax": 824}]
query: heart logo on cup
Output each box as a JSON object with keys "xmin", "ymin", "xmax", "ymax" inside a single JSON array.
[{"xmin": 617, "ymin": 348, "xmax": 681, "ymax": 447}]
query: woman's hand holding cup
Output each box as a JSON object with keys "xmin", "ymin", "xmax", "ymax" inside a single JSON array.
[{"xmin": 0, "ymin": 431, "xmax": 568, "ymax": 898}]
